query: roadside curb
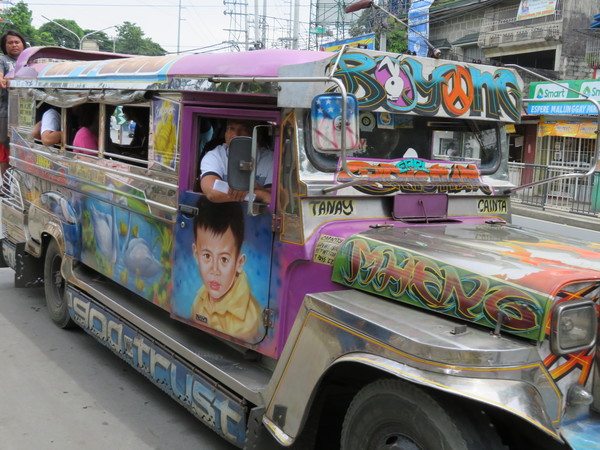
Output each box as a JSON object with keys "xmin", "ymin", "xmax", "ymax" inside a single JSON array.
[{"xmin": 511, "ymin": 203, "xmax": 600, "ymax": 232}]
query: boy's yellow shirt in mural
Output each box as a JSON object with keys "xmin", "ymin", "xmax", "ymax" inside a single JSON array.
[{"xmin": 191, "ymin": 272, "xmax": 261, "ymax": 341}]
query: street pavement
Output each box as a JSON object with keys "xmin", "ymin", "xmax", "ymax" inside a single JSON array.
[
  {"xmin": 512, "ymin": 203, "xmax": 600, "ymax": 243},
  {"xmin": 0, "ymin": 268, "xmax": 236, "ymax": 450}
]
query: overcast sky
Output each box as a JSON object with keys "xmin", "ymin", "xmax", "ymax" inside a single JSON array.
[{"xmin": 15, "ymin": 0, "xmax": 312, "ymax": 54}]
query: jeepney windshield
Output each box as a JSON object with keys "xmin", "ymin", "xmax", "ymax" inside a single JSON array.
[{"xmin": 306, "ymin": 114, "xmax": 501, "ymax": 174}]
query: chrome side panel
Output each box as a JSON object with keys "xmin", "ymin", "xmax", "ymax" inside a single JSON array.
[
  {"xmin": 1, "ymin": 200, "xmax": 26, "ymax": 243},
  {"xmin": 65, "ymin": 284, "xmax": 249, "ymax": 448},
  {"xmin": 63, "ymin": 258, "xmax": 273, "ymax": 405},
  {"xmin": 1, "ymin": 168, "xmax": 26, "ymax": 244},
  {"xmin": 263, "ymin": 290, "xmax": 562, "ymax": 444},
  {"xmin": 27, "ymin": 202, "xmax": 63, "ymax": 256}
]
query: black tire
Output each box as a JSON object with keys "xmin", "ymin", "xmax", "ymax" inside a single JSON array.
[
  {"xmin": 341, "ymin": 379, "xmax": 504, "ymax": 450},
  {"xmin": 44, "ymin": 240, "xmax": 76, "ymax": 329}
]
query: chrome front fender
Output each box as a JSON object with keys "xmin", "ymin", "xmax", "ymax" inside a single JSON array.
[
  {"xmin": 331, "ymin": 352, "xmax": 560, "ymax": 440},
  {"xmin": 263, "ymin": 290, "xmax": 563, "ymax": 446}
]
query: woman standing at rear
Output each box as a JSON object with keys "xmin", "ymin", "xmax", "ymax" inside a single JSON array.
[{"xmin": 0, "ymin": 30, "xmax": 25, "ymax": 185}]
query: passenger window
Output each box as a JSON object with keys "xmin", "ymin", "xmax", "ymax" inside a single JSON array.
[
  {"xmin": 193, "ymin": 117, "xmax": 223, "ymax": 191},
  {"xmin": 68, "ymin": 103, "xmax": 100, "ymax": 156},
  {"xmin": 107, "ymin": 104, "xmax": 150, "ymax": 165},
  {"xmin": 196, "ymin": 116, "xmax": 274, "ymax": 205}
]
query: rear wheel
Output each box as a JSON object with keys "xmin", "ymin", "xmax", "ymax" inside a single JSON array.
[
  {"xmin": 44, "ymin": 240, "xmax": 75, "ymax": 328},
  {"xmin": 341, "ymin": 379, "xmax": 503, "ymax": 450}
]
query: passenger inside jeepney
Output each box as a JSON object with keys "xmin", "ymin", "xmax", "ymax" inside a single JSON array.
[
  {"xmin": 31, "ymin": 103, "xmax": 62, "ymax": 147},
  {"xmin": 72, "ymin": 103, "xmax": 99, "ymax": 156},
  {"xmin": 199, "ymin": 118, "xmax": 273, "ymax": 204}
]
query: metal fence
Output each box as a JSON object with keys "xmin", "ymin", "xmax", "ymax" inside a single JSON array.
[{"xmin": 508, "ymin": 162, "xmax": 600, "ymax": 217}]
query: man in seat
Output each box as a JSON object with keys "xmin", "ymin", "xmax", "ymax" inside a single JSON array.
[{"xmin": 200, "ymin": 119, "xmax": 272, "ymax": 204}]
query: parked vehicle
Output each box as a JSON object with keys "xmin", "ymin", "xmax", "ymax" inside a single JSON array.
[{"xmin": 1, "ymin": 45, "xmax": 598, "ymax": 449}]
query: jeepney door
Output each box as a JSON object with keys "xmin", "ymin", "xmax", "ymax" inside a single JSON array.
[{"xmin": 170, "ymin": 109, "xmax": 277, "ymax": 346}]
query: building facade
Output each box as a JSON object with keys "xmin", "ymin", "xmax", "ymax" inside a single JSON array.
[
  {"xmin": 428, "ymin": 0, "xmax": 596, "ymax": 80},
  {"xmin": 423, "ymin": 1, "xmax": 600, "ymax": 215}
]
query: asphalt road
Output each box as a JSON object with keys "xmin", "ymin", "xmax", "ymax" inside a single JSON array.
[
  {"xmin": 0, "ymin": 268, "xmax": 236, "ymax": 450},
  {"xmin": 512, "ymin": 215, "xmax": 600, "ymax": 243}
]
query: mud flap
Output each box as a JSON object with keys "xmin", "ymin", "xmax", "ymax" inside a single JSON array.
[
  {"xmin": 245, "ymin": 407, "xmax": 284, "ymax": 450},
  {"xmin": 14, "ymin": 243, "xmax": 44, "ymax": 288}
]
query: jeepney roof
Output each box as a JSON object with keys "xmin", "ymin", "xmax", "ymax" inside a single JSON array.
[
  {"xmin": 11, "ymin": 47, "xmax": 524, "ymax": 123},
  {"xmin": 10, "ymin": 46, "xmax": 333, "ymax": 92}
]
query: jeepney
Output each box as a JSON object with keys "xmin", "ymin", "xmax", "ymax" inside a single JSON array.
[{"xmin": 1, "ymin": 44, "xmax": 599, "ymax": 449}]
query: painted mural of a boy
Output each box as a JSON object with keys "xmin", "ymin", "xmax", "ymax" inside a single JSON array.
[{"xmin": 191, "ymin": 196, "xmax": 261, "ymax": 341}]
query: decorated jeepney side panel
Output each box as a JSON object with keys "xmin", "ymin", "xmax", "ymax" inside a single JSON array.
[
  {"xmin": 9, "ymin": 93, "xmax": 178, "ymax": 311},
  {"xmin": 332, "ymin": 232, "xmax": 551, "ymax": 341},
  {"xmin": 80, "ymin": 177, "xmax": 174, "ymax": 310},
  {"xmin": 171, "ymin": 192, "xmax": 275, "ymax": 351},
  {"xmin": 150, "ymin": 97, "xmax": 181, "ymax": 171},
  {"xmin": 67, "ymin": 286, "xmax": 247, "ymax": 448}
]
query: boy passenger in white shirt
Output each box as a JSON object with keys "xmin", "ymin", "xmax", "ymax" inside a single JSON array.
[{"xmin": 32, "ymin": 107, "xmax": 61, "ymax": 147}]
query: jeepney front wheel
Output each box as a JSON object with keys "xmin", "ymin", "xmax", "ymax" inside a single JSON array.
[
  {"xmin": 44, "ymin": 240, "xmax": 76, "ymax": 329},
  {"xmin": 341, "ymin": 379, "xmax": 503, "ymax": 450}
]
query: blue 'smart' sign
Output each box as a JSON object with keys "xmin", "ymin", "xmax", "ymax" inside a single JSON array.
[{"xmin": 528, "ymin": 80, "xmax": 600, "ymax": 115}]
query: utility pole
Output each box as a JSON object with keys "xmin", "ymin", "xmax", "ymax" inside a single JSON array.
[
  {"xmin": 177, "ymin": 0, "xmax": 182, "ymax": 54},
  {"xmin": 224, "ymin": 0, "xmax": 249, "ymax": 51},
  {"xmin": 254, "ymin": 0, "xmax": 260, "ymax": 48},
  {"xmin": 261, "ymin": 0, "xmax": 267, "ymax": 50},
  {"xmin": 292, "ymin": 0, "xmax": 300, "ymax": 49}
]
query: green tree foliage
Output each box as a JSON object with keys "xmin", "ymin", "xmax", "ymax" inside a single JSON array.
[
  {"xmin": 349, "ymin": 9, "xmax": 375, "ymax": 38},
  {"xmin": 386, "ymin": 23, "xmax": 408, "ymax": 54},
  {"xmin": 38, "ymin": 20, "xmax": 84, "ymax": 48},
  {"xmin": 0, "ymin": 3, "xmax": 165, "ymax": 55},
  {"xmin": 0, "ymin": 1, "xmax": 53, "ymax": 47},
  {"xmin": 349, "ymin": 10, "xmax": 407, "ymax": 54},
  {"xmin": 114, "ymin": 22, "xmax": 165, "ymax": 56}
]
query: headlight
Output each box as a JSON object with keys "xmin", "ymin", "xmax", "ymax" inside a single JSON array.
[{"xmin": 551, "ymin": 300, "xmax": 597, "ymax": 355}]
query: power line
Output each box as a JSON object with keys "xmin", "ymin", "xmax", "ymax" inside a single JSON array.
[
  {"xmin": 26, "ymin": 2, "xmax": 308, "ymax": 7},
  {"xmin": 27, "ymin": 3, "xmax": 223, "ymax": 6}
]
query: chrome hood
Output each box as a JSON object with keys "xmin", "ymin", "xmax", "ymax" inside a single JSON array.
[{"xmin": 331, "ymin": 222, "xmax": 600, "ymax": 341}]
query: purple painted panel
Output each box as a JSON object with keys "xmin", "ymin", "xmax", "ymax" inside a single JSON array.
[
  {"xmin": 167, "ymin": 49, "xmax": 331, "ymax": 78},
  {"xmin": 14, "ymin": 47, "xmax": 333, "ymax": 82},
  {"xmin": 393, "ymin": 193, "xmax": 448, "ymax": 219}
]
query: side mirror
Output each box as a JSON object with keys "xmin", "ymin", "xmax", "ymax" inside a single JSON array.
[
  {"xmin": 311, "ymin": 93, "xmax": 359, "ymax": 153},
  {"xmin": 227, "ymin": 136, "xmax": 253, "ymax": 191}
]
